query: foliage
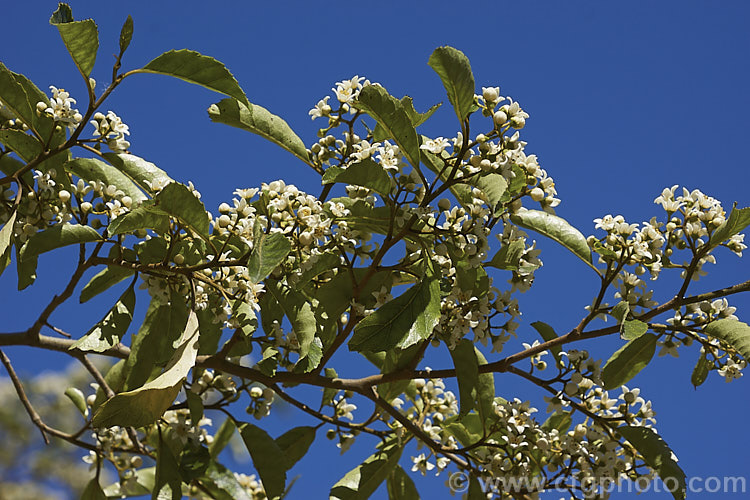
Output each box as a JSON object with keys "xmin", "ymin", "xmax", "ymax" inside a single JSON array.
[{"xmin": 1, "ymin": 4, "xmax": 749, "ymax": 499}]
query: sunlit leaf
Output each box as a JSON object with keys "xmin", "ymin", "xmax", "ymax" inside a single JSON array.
[
  {"xmin": 602, "ymin": 333, "xmax": 658, "ymax": 390},
  {"xmin": 200, "ymin": 462, "xmax": 252, "ymax": 500},
  {"xmin": 541, "ymin": 410, "xmax": 572, "ymax": 434},
  {"xmin": 349, "ymin": 265, "xmax": 440, "ymax": 352},
  {"xmin": 208, "ymin": 98, "xmax": 310, "ymax": 166},
  {"xmin": 265, "ymin": 280, "xmax": 316, "ymax": 363},
  {"xmin": 511, "ymin": 209, "xmax": 596, "ymax": 271},
  {"xmin": 356, "ymin": 84, "xmax": 420, "ymax": 169},
  {"xmin": 50, "ymin": 4, "xmax": 99, "ymax": 78},
  {"xmin": 64, "ymin": 387, "xmax": 88, "ymax": 417},
  {"xmin": 103, "ymin": 153, "xmax": 173, "ymax": 195},
  {"xmin": 704, "ymin": 318, "xmax": 750, "ymax": 361},
  {"xmin": 621, "ymin": 319, "xmax": 649, "ymax": 340},
  {"xmin": 20, "ymin": 224, "xmax": 101, "ymax": 259},
  {"xmin": 140, "ymin": 49, "xmax": 249, "ymax": 107},
  {"xmin": 81, "ymin": 478, "xmax": 107, "ymax": 500},
  {"xmin": 691, "ymin": 352, "xmax": 711, "ymax": 389},
  {"xmin": 708, "ymin": 205, "xmax": 750, "ymax": 248},
  {"xmin": 247, "ymin": 228, "xmax": 292, "ymax": 283},
  {"xmin": 530, "ymin": 321, "xmax": 562, "ymax": 367},
  {"xmin": 66, "ymin": 157, "xmax": 147, "ymax": 202},
  {"xmin": 0, "ymin": 211, "xmax": 16, "ymax": 277},
  {"xmin": 108, "ymin": 205, "xmax": 171, "ymax": 236},
  {"xmin": 154, "ymin": 182, "xmax": 210, "ymax": 239},
  {"xmin": 618, "ymin": 426, "xmax": 686, "ymax": 500},
  {"xmin": 322, "ymin": 158, "xmax": 393, "ymax": 198},
  {"xmin": 0, "ymin": 129, "xmax": 43, "ymax": 161},
  {"xmin": 428, "ymin": 46, "xmax": 475, "ymax": 122},
  {"xmin": 119, "ymin": 15, "xmax": 134, "ymax": 55},
  {"xmin": 449, "ymin": 338, "xmax": 480, "ymax": 416},
  {"xmin": 92, "ymin": 311, "xmax": 200, "ymax": 428},
  {"xmin": 70, "ymin": 284, "xmax": 135, "ymax": 352}
]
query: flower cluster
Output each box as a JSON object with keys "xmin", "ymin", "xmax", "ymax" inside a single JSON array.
[
  {"xmin": 90, "ymin": 111, "xmax": 131, "ymax": 152},
  {"xmin": 37, "ymin": 85, "xmax": 82, "ymax": 129}
]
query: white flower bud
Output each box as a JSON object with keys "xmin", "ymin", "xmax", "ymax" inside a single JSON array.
[
  {"xmin": 493, "ymin": 110, "xmax": 508, "ymax": 125},
  {"xmin": 80, "ymin": 201, "xmax": 92, "ymax": 213},
  {"xmin": 58, "ymin": 189, "xmax": 71, "ymax": 203},
  {"xmin": 482, "ymin": 87, "xmax": 500, "ymax": 103},
  {"xmin": 530, "ymin": 187, "xmax": 545, "ymax": 202},
  {"xmin": 249, "ymin": 387, "xmax": 263, "ymax": 398}
]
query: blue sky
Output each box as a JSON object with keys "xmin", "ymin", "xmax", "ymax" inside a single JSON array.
[{"xmin": 2, "ymin": 1, "xmax": 749, "ymax": 498}]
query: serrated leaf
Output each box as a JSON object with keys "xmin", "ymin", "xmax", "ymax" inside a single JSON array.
[
  {"xmin": 373, "ymin": 97, "xmax": 440, "ymax": 142},
  {"xmin": 140, "ymin": 49, "xmax": 248, "ymax": 107},
  {"xmin": 387, "ymin": 465, "xmax": 419, "ymax": 500},
  {"xmin": 329, "ymin": 440, "xmax": 403, "ymax": 500},
  {"xmin": 708, "ymin": 205, "xmax": 750, "ymax": 248},
  {"xmin": 119, "ymin": 15, "xmax": 134, "ymax": 55},
  {"xmin": 621, "ymin": 319, "xmax": 649, "ymax": 340},
  {"xmin": 475, "ymin": 173, "xmax": 508, "ymax": 216},
  {"xmin": 530, "ymin": 321, "xmax": 562, "ymax": 367},
  {"xmin": 275, "ymin": 426, "xmax": 316, "ymax": 470},
  {"xmin": 356, "ymin": 85, "xmax": 420, "ymax": 169},
  {"xmin": 349, "ymin": 266, "xmax": 440, "ymax": 352},
  {"xmin": 322, "ymin": 158, "xmax": 393, "ymax": 198},
  {"xmin": 704, "ymin": 318, "xmax": 750, "ymax": 361},
  {"xmin": 50, "ymin": 5, "xmax": 99, "ymax": 78},
  {"xmin": 247, "ymin": 230, "xmax": 291, "ymax": 283},
  {"xmin": 602, "ymin": 333, "xmax": 658, "ymax": 390},
  {"xmin": 0, "ymin": 63, "xmax": 38, "ymax": 133},
  {"xmin": 691, "ymin": 352, "xmax": 711, "ymax": 389},
  {"xmin": 511, "ymin": 209, "xmax": 596, "ymax": 271},
  {"xmin": 107, "ymin": 205, "xmax": 170, "ymax": 236},
  {"xmin": 81, "ymin": 478, "xmax": 107, "ymax": 500},
  {"xmin": 92, "ymin": 311, "xmax": 200, "ymax": 428},
  {"xmin": 618, "ymin": 426, "xmax": 686, "ymax": 500},
  {"xmin": 66, "ymin": 157, "xmax": 147, "ymax": 203},
  {"xmin": 207, "ymin": 98, "xmax": 310, "ymax": 167},
  {"xmin": 154, "ymin": 182, "xmax": 210, "ymax": 239},
  {"xmin": 428, "ymin": 46, "xmax": 475, "ymax": 122},
  {"xmin": 64, "ymin": 387, "xmax": 88, "ymax": 417},
  {"xmin": 20, "ymin": 224, "xmax": 101, "ymax": 259},
  {"xmin": 239, "ymin": 423, "xmax": 288, "ymax": 500},
  {"xmin": 70, "ymin": 284, "xmax": 135, "ymax": 352},
  {"xmin": 102, "ymin": 153, "xmax": 172, "ymax": 195}
]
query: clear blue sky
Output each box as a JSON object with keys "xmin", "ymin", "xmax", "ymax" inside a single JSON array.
[{"xmin": 1, "ymin": 1, "xmax": 749, "ymax": 498}]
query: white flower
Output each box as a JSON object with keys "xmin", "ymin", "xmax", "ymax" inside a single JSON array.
[
  {"xmin": 308, "ymin": 96, "xmax": 331, "ymax": 120},
  {"xmin": 411, "ymin": 453, "xmax": 435, "ymax": 475},
  {"xmin": 420, "ymin": 137, "xmax": 451, "ymax": 154}
]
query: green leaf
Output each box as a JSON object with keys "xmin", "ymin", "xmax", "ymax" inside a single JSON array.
[
  {"xmin": 449, "ymin": 338, "xmax": 480, "ymax": 416},
  {"xmin": 155, "ymin": 182, "xmax": 210, "ymax": 239},
  {"xmin": 349, "ymin": 266, "xmax": 440, "ymax": 352},
  {"xmin": 102, "ymin": 153, "xmax": 173, "ymax": 195},
  {"xmin": 475, "ymin": 173, "xmax": 508, "ymax": 216},
  {"xmin": 487, "ymin": 239, "xmax": 525, "ymax": 271},
  {"xmin": 610, "ymin": 301, "xmax": 630, "ymax": 323},
  {"xmin": 428, "ymin": 46, "xmax": 476, "ymax": 122},
  {"xmin": 510, "ymin": 209, "xmax": 596, "ymax": 271},
  {"xmin": 530, "ymin": 321, "xmax": 562, "ymax": 367},
  {"xmin": 275, "ymin": 426, "xmax": 316, "ymax": 470},
  {"xmin": 386, "ymin": 465, "xmax": 419, "ymax": 500},
  {"xmin": 320, "ymin": 367, "xmax": 339, "ymax": 409},
  {"xmin": 420, "ymin": 149, "xmax": 474, "ymax": 208},
  {"xmin": 602, "ymin": 333, "xmax": 658, "ymax": 390},
  {"xmin": 0, "ymin": 211, "xmax": 16, "ymax": 273},
  {"xmin": 50, "ymin": 4, "xmax": 99, "ymax": 78},
  {"xmin": 265, "ymin": 280, "xmax": 316, "ymax": 365},
  {"xmin": 708, "ymin": 205, "xmax": 750, "ymax": 248},
  {"xmin": 691, "ymin": 352, "xmax": 711, "ymax": 389},
  {"xmin": 103, "ymin": 467, "xmax": 155, "ymax": 497},
  {"xmin": 295, "ymin": 251, "xmax": 341, "ymax": 287},
  {"xmin": 64, "ymin": 387, "xmax": 88, "ymax": 416},
  {"xmin": 108, "ymin": 205, "xmax": 171, "ymax": 236},
  {"xmin": 140, "ymin": 49, "xmax": 248, "ymax": 107},
  {"xmin": 618, "ymin": 426, "xmax": 686, "ymax": 500},
  {"xmin": 119, "ymin": 15, "xmax": 134, "ymax": 55},
  {"xmin": 200, "ymin": 462, "xmax": 252, "ymax": 500},
  {"xmin": 123, "ymin": 291, "xmax": 189, "ymax": 390},
  {"xmin": 65, "ymin": 158, "xmax": 147, "ymax": 202},
  {"xmin": 15, "ymin": 244, "xmax": 37, "ymax": 290},
  {"xmin": 0, "ymin": 129, "xmax": 43, "ymax": 161},
  {"xmin": 153, "ymin": 431, "xmax": 182, "ymax": 500},
  {"xmin": 209, "ymin": 418, "xmax": 237, "ymax": 459},
  {"xmin": 20, "ymin": 224, "xmax": 101, "ymax": 259},
  {"xmin": 70, "ymin": 284, "xmax": 135, "ymax": 352},
  {"xmin": 81, "ymin": 478, "xmax": 107, "ymax": 500},
  {"xmin": 248, "ymin": 229, "xmax": 292, "ymax": 283},
  {"xmin": 704, "ymin": 318, "xmax": 750, "ymax": 360},
  {"xmin": 92, "ymin": 311, "xmax": 199, "ymax": 428},
  {"xmin": 356, "ymin": 85, "xmax": 420, "ymax": 169},
  {"xmin": 621, "ymin": 319, "xmax": 649, "ymax": 340},
  {"xmin": 0, "ymin": 63, "xmax": 41, "ymax": 133},
  {"xmin": 541, "ymin": 410, "xmax": 572, "ymax": 434},
  {"xmin": 239, "ymin": 423, "xmax": 288, "ymax": 500},
  {"xmin": 207, "ymin": 98, "xmax": 310, "ymax": 167},
  {"xmin": 329, "ymin": 440, "xmax": 403, "ymax": 500},
  {"xmin": 80, "ymin": 265, "xmax": 134, "ymax": 303},
  {"xmin": 322, "ymin": 158, "xmax": 393, "ymax": 198},
  {"xmin": 178, "ymin": 443, "xmax": 211, "ymax": 482},
  {"xmin": 185, "ymin": 389, "xmax": 204, "ymax": 425},
  {"xmin": 373, "ymin": 97, "xmax": 440, "ymax": 142},
  {"xmin": 474, "ymin": 348, "xmax": 496, "ymax": 423}
]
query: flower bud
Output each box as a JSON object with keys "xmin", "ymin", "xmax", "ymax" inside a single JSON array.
[
  {"xmin": 58, "ymin": 189, "xmax": 71, "ymax": 203},
  {"xmin": 530, "ymin": 187, "xmax": 545, "ymax": 202},
  {"xmin": 493, "ymin": 110, "xmax": 508, "ymax": 125}
]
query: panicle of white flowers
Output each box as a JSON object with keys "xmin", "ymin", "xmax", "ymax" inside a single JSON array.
[
  {"xmin": 36, "ymin": 85, "xmax": 82, "ymax": 129},
  {"xmin": 90, "ymin": 110, "xmax": 131, "ymax": 152}
]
